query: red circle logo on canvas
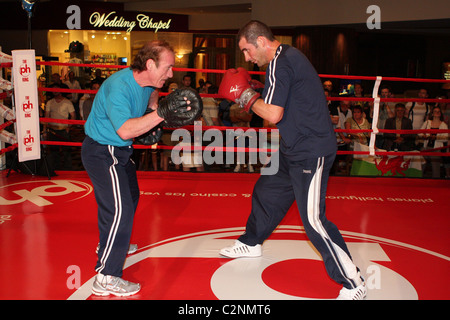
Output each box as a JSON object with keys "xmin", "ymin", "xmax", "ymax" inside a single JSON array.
[
  {"xmin": 0, "ymin": 179, "xmax": 93, "ymax": 208},
  {"xmin": 69, "ymin": 226, "xmax": 449, "ymax": 300}
]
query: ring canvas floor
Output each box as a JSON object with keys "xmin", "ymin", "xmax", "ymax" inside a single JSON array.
[{"xmin": 0, "ymin": 170, "xmax": 448, "ymax": 300}]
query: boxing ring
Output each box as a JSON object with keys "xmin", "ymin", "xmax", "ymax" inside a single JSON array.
[{"xmin": 1, "ymin": 51, "xmax": 450, "ymax": 301}]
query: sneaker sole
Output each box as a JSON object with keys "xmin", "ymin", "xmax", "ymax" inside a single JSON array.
[{"xmin": 91, "ymin": 287, "xmax": 141, "ymax": 297}]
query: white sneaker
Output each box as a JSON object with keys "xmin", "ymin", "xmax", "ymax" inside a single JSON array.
[
  {"xmin": 219, "ymin": 240, "xmax": 262, "ymax": 258},
  {"xmin": 336, "ymin": 282, "xmax": 367, "ymax": 300},
  {"xmin": 233, "ymin": 165, "xmax": 241, "ymax": 173},
  {"xmin": 92, "ymin": 274, "xmax": 140, "ymax": 297},
  {"xmin": 126, "ymin": 244, "xmax": 138, "ymax": 254}
]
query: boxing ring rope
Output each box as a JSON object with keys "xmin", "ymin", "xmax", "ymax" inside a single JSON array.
[
  {"xmin": 1, "ymin": 58, "xmax": 450, "ymax": 170},
  {"xmin": 33, "ymin": 118, "xmax": 450, "ymax": 157}
]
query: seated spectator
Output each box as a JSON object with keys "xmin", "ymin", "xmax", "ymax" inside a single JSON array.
[
  {"xmin": 418, "ymin": 106, "xmax": 449, "ymax": 178},
  {"xmin": 325, "ymin": 89, "xmax": 339, "ymax": 127},
  {"xmin": 336, "ymin": 100, "xmax": 352, "ymax": 144},
  {"xmin": 332, "ymin": 100, "xmax": 353, "ymax": 174},
  {"xmin": 435, "ymin": 94, "xmax": 450, "ymax": 178},
  {"xmin": 92, "ymin": 69, "xmax": 105, "ymax": 85},
  {"xmin": 323, "ymin": 79, "xmax": 337, "ymax": 96},
  {"xmin": 160, "ymin": 131, "xmax": 174, "ymax": 171},
  {"xmin": 179, "ymin": 135, "xmax": 204, "ymax": 172},
  {"xmin": 64, "ymin": 71, "xmax": 82, "ymax": 119},
  {"xmin": 351, "ymin": 83, "xmax": 371, "ymax": 123},
  {"xmin": 344, "ymin": 105, "xmax": 371, "ymax": 147},
  {"xmin": 200, "ymin": 85, "xmax": 220, "ymax": 126},
  {"xmin": 435, "ymin": 94, "xmax": 449, "ymax": 127},
  {"xmin": 229, "ymin": 103, "xmax": 254, "ymax": 173},
  {"xmin": 47, "ymin": 73, "xmax": 70, "ymax": 100},
  {"xmin": 179, "ymin": 74, "xmax": 193, "ymax": 90},
  {"xmin": 382, "ymin": 103, "xmax": 415, "ymax": 151},
  {"xmin": 80, "ymin": 81, "xmax": 101, "ymax": 120},
  {"xmin": 371, "ymin": 85, "xmax": 395, "ymax": 149},
  {"xmin": 218, "ymin": 99, "xmax": 233, "ymax": 127},
  {"xmin": 43, "ymin": 85, "xmax": 76, "ymax": 170},
  {"xmin": 378, "ymin": 85, "xmax": 395, "ymax": 130},
  {"xmin": 197, "ymin": 78, "xmax": 205, "ymax": 92},
  {"xmin": 406, "ymin": 88, "xmax": 431, "ymax": 130}
]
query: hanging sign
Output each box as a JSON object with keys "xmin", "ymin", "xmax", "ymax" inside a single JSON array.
[
  {"xmin": 89, "ymin": 11, "xmax": 172, "ymax": 33},
  {"xmin": 64, "ymin": 4, "xmax": 187, "ymax": 33},
  {"xmin": 12, "ymin": 49, "xmax": 41, "ymax": 162}
]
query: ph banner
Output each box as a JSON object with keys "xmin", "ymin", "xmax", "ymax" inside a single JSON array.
[{"xmin": 12, "ymin": 49, "xmax": 40, "ymax": 162}]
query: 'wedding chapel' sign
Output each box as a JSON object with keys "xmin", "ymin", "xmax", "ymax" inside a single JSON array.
[{"xmin": 65, "ymin": 4, "xmax": 188, "ymax": 33}]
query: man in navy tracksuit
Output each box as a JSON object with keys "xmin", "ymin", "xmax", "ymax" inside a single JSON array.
[
  {"xmin": 82, "ymin": 40, "xmax": 175, "ymax": 297},
  {"xmin": 219, "ymin": 20, "xmax": 366, "ymax": 300}
]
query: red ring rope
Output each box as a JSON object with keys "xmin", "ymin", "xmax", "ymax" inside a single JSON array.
[
  {"xmin": 38, "ymin": 117, "xmax": 450, "ymax": 135},
  {"xmin": 34, "ymin": 61, "xmax": 450, "ymax": 83},
  {"xmin": 0, "ymin": 119, "xmax": 15, "ymax": 131},
  {"xmin": 36, "ymin": 117, "xmax": 450, "ymax": 157},
  {"xmin": 39, "ymin": 86, "xmax": 450, "ymax": 103}
]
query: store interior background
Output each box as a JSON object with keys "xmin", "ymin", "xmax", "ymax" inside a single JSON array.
[
  {"xmin": 46, "ymin": 30, "xmax": 191, "ymax": 86},
  {"xmin": 45, "ymin": 28, "xmax": 292, "ymax": 88}
]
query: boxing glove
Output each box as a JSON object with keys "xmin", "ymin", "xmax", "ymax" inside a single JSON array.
[
  {"xmin": 219, "ymin": 68, "xmax": 261, "ymax": 113},
  {"xmin": 157, "ymin": 88, "xmax": 203, "ymax": 128},
  {"xmin": 135, "ymin": 108, "xmax": 163, "ymax": 145}
]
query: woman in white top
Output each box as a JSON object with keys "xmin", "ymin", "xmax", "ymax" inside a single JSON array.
[{"xmin": 419, "ymin": 106, "xmax": 449, "ymax": 178}]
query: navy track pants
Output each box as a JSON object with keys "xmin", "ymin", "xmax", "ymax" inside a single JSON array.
[
  {"xmin": 81, "ymin": 136, "xmax": 139, "ymax": 277},
  {"xmin": 239, "ymin": 151, "xmax": 360, "ymax": 289}
]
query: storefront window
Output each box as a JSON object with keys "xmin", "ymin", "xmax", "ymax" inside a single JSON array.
[{"xmin": 47, "ymin": 29, "xmax": 131, "ymax": 85}]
